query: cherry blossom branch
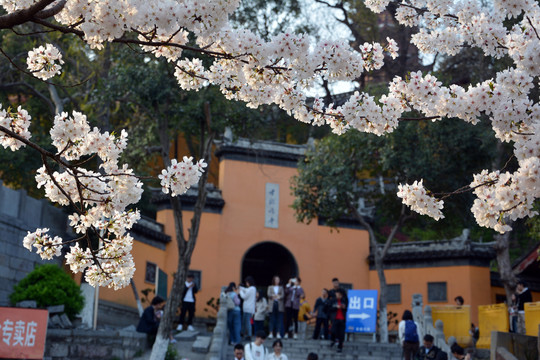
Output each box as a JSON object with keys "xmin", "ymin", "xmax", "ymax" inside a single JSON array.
[
  {"xmin": 40, "ymin": 154, "xmax": 83, "ymax": 212},
  {"xmin": 31, "ymin": 19, "xmax": 330, "ymax": 75},
  {"xmin": 0, "ymin": 46, "xmax": 91, "ymax": 88},
  {"xmin": 31, "ymin": 19, "xmax": 241, "ymax": 61},
  {"xmin": 398, "ymin": 2, "xmax": 458, "ymax": 20},
  {"xmin": 0, "ymin": 124, "xmax": 64, "ymax": 163},
  {"xmin": 436, "ymin": 179, "xmax": 497, "ymax": 200},
  {"xmin": 435, "ymin": 155, "xmax": 514, "ymax": 200},
  {"xmin": 0, "ymin": 0, "xmax": 58, "ymax": 29},
  {"xmin": 34, "ymin": 0, "xmax": 68, "ymax": 19},
  {"xmin": 527, "ymin": 16, "xmax": 540, "ymax": 41}
]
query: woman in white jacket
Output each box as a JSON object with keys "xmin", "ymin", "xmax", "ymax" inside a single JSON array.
[
  {"xmin": 398, "ymin": 310, "xmax": 420, "ymax": 360},
  {"xmin": 239, "ymin": 276, "xmax": 257, "ymax": 339}
]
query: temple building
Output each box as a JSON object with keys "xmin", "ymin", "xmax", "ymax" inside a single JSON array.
[
  {"xmin": 0, "ymin": 138, "xmax": 538, "ymax": 330},
  {"xmin": 94, "ymin": 137, "xmax": 539, "ymax": 327}
]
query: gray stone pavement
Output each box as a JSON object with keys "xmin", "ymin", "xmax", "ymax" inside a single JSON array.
[{"xmin": 136, "ymin": 327, "xmax": 210, "ymax": 360}]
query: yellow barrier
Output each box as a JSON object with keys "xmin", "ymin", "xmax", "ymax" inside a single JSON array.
[
  {"xmin": 431, "ymin": 305, "xmax": 471, "ymax": 347},
  {"xmin": 476, "ymin": 303, "xmax": 509, "ymax": 349},
  {"xmin": 524, "ymin": 301, "xmax": 540, "ymax": 336}
]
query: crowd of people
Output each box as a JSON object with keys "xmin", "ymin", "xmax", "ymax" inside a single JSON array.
[
  {"xmin": 398, "ymin": 280, "xmax": 534, "ymax": 360},
  {"xmin": 134, "ymin": 273, "xmax": 535, "ymax": 359},
  {"xmin": 398, "ymin": 309, "xmax": 473, "ymax": 360},
  {"xmin": 232, "ymin": 331, "xmax": 320, "ymax": 360},
  {"xmin": 222, "ymin": 276, "xmax": 349, "ymax": 354}
]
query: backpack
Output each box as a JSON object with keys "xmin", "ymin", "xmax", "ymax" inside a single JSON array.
[
  {"xmin": 221, "ymin": 293, "xmax": 235, "ymax": 310},
  {"xmin": 404, "ymin": 320, "xmax": 419, "ymax": 342},
  {"xmin": 247, "ymin": 343, "xmax": 267, "ymax": 360}
]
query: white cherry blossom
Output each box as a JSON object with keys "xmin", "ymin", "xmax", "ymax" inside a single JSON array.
[
  {"xmin": 159, "ymin": 156, "xmax": 207, "ymax": 197},
  {"xmin": 27, "ymin": 44, "xmax": 64, "ymax": 80},
  {"xmin": 397, "ymin": 180, "xmax": 445, "ymax": 221}
]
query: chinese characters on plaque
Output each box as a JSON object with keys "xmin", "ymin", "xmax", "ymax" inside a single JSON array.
[
  {"xmin": 0, "ymin": 307, "xmax": 48, "ymax": 359},
  {"xmin": 265, "ymin": 183, "xmax": 279, "ymax": 228}
]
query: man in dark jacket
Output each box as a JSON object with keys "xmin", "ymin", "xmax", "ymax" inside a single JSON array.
[
  {"xmin": 416, "ymin": 334, "xmax": 448, "ymax": 360},
  {"xmin": 177, "ymin": 273, "xmax": 199, "ymax": 331},
  {"xmin": 312, "ymin": 288, "xmax": 330, "ymax": 340},
  {"xmin": 137, "ymin": 296, "xmax": 165, "ymax": 345},
  {"xmin": 328, "ymin": 288, "xmax": 348, "ymax": 353},
  {"xmin": 515, "ymin": 280, "xmax": 533, "ymax": 334}
]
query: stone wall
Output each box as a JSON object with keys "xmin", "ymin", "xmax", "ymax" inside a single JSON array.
[
  {"xmin": 45, "ymin": 328, "xmax": 147, "ymax": 360},
  {"xmin": 205, "ymin": 295, "xmax": 228, "ymax": 360},
  {"xmin": 0, "ymin": 181, "xmax": 68, "ymax": 305},
  {"xmin": 97, "ymin": 300, "xmax": 140, "ymax": 328},
  {"xmin": 490, "ymin": 331, "xmax": 538, "ymax": 360}
]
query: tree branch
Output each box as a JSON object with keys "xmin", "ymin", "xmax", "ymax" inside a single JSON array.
[
  {"xmin": 0, "ymin": 0, "xmax": 59, "ymax": 29},
  {"xmin": 34, "ymin": 0, "xmax": 68, "ymax": 19},
  {"xmin": 0, "ymin": 81, "xmax": 56, "ymax": 115}
]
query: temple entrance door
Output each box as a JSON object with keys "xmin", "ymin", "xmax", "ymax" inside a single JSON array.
[{"xmin": 241, "ymin": 241, "xmax": 298, "ymax": 290}]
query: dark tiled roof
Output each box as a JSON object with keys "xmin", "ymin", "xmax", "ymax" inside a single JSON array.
[
  {"xmin": 382, "ymin": 239, "xmax": 496, "ymax": 261},
  {"xmin": 215, "ymin": 138, "xmax": 306, "ymax": 168},
  {"xmin": 131, "ymin": 216, "xmax": 171, "ymax": 244},
  {"xmin": 152, "ymin": 184, "xmax": 225, "ymax": 213}
]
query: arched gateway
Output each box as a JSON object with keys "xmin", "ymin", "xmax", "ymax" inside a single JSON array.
[{"xmin": 241, "ymin": 241, "xmax": 298, "ymax": 288}]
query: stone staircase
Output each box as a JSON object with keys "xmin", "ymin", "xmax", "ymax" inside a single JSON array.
[{"xmin": 225, "ymin": 336, "xmax": 402, "ymax": 360}]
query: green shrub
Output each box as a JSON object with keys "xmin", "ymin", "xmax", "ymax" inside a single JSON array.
[
  {"xmin": 10, "ymin": 264, "xmax": 84, "ymax": 319},
  {"xmin": 165, "ymin": 344, "xmax": 179, "ymax": 360}
]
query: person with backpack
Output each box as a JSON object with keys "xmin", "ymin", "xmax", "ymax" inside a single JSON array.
[
  {"xmin": 245, "ymin": 330, "xmax": 268, "ymax": 360},
  {"xmin": 398, "ymin": 309, "xmax": 420, "ymax": 360},
  {"xmin": 224, "ymin": 282, "xmax": 241, "ymax": 345}
]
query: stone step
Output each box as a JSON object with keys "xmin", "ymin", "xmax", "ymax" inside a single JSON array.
[
  {"xmin": 174, "ymin": 329, "xmax": 201, "ymax": 341},
  {"xmin": 192, "ymin": 335, "xmax": 212, "ymax": 353},
  {"xmin": 225, "ymin": 339, "xmax": 402, "ymax": 360}
]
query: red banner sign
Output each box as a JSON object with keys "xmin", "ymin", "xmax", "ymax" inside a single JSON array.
[{"xmin": 0, "ymin": 307, "xmax": 48, "ymax": 359}]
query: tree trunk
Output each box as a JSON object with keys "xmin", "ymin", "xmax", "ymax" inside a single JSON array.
[
  {"xmin": 375, "ymin": 248, "xmax": 389, "ymax": 343},
  {"xmin": 150, "ymin": 106, "xmax": 215, "ymax": 360},
  {"xmin": 494, "ymin": 231, "xmax": 518, "ymax": 305},
  {"xmin": 348, "ymin": 203, "xmax": 407, "ymax": 343},
  {"xmin": 130, "ymin": 279, "xmax": 144, "ymax": 317}
]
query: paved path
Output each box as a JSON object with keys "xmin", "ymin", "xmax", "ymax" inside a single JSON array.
[{"xmin": 136, "ymin": 326, "xmax": 210, "ymax": 360}]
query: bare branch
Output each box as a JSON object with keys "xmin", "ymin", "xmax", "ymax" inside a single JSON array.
[{"xmin": 0, "ymin": 81, "xmax": 56, "ymax": 115}]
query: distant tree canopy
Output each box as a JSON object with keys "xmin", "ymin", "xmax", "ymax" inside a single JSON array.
[{"xmin": 292, "ymin": 117, "xmax": 500, "ymax": 241}]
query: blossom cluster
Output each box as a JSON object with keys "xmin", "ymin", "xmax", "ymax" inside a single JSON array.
[
  {"xmin": 27, "ymin": 44, "xmax": 64, "ymax": 80},
  {"xmin": 365, "ymin": 0, "xmax": 540, "ymax": 76},
  {"xmin": 0, "ymin": 0, "xmax": 538, "ymax": 282},
  {"xmin": 23, "ymin": 228, "xmax": 62, "ymax": 260},
  {"xmin": 397, "ymin": 180, "xmax": 445, "ymax": 221},
  {"xmin": 1, "ymin": 104, "xmax": 149, "ymax": 289},
  {"xmin": 0, "ymin": 0, "xmax": 35, "ymax": 12},
  {"xmin": 0, "ymin": 105, "xmax": 31, "ymax": 151},
  {"xmin": 159, "ymin": 156, "xmax": 208, "ymax": 197}
]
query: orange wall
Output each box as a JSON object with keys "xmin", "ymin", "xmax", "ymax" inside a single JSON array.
[{"xmin": 369, "ymin": 265, "xmax": 492, "ymax": 325}]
